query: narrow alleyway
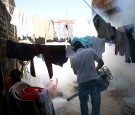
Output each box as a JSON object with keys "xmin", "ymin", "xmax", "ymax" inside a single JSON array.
[
  {"xmin": 21, "ymin": 43, "xmax": 135, "ymax": 115},
  {"xmin": 53, "ymin": 83, "xmax": 128, "ymax": 115}
]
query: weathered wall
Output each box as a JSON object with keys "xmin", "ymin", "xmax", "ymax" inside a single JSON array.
[
  {"xmin": 1, "ymin": 0, "xmax": 15, "ymax": 14},
  {"xmin": 0, "ymin": 0, "xmax": 17, "ymax": 93}
]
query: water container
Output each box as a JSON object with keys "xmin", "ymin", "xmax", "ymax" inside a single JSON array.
[{"xmin": 22, "ymin": 86, "xmax": 43, "ymax": 100}]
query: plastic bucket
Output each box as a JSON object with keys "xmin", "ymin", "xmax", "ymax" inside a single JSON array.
[{"xmin": 22, "ymin": 86, "xmax": 43, "ymax": 100}]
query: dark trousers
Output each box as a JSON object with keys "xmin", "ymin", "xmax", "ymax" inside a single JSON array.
[{"xmin": 78, "ymin": 79, "xmax": 101, "ymax": 115}]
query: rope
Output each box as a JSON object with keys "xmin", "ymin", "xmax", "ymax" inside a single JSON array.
[{"xmin": 83, "ymin": 0, "xmax": 98, "ymax": 14}]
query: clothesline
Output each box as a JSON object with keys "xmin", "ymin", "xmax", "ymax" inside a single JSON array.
[{"xmin": 83, "ymin": 0, "xmax": 98, "ymax": 15}]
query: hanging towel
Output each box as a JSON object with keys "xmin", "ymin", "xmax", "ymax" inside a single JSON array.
[
  {"xmin": 112, "ymin": 27, "xmax": 131, "ymax": 63},
  {"xmin": 7, "ymin": 40, "xmax": 40, "ymax": 61},
  {"xmin": 7, "ymin": 40, "xmax": 53, "ymax": 78},
  {"xmin": 41, "ymin": 45, "xmax": 53, "ymax": 78},
  {"xmin": 50, "ymin": 45, "xmax": 68, "ymax": 67},
  {"xmin": 91, "ymin": 36, "xmax": 105, "ymax": 57},
  {"xmin": 93, "ymin": 14, "xmax": 114, "ymax": 41},
  {"xmin": 45, "ymin": 19, "xmax": 54, "ymax": 41},
  {"xmin": 11, "ymin": 8, "xmax": 29, "ymax": 39}
]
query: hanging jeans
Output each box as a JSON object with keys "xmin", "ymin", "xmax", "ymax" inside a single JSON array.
[{"xmin": 78, "ymin": 79, "xmax": 101, "ymax": 115}]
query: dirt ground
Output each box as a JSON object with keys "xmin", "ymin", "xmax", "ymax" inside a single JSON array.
[{"xmin": 54, "ymin": 84, "xmax": 128, "ymax": 115}]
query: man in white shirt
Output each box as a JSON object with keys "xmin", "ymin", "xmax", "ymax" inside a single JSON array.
[{"xmin": 71, "ymin": 41, "xmax": 104, "ymax": 115}]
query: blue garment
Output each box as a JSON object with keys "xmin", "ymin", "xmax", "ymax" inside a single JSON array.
[
  {"xmin": 71, "ymin": 36, "xmax": 93, "ymax": 47},
  {"xmin": 38, "ymin": 89, "xmax": 53, "ymax": 115},
  {"xmin": 78, "ymin": 79, "xmax": 101, "ymax": 115},
  {"xmin": 78, "ymin": 75, "xmax": 109, "ymax": 115}
]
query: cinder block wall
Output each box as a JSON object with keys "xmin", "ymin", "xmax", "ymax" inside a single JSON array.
[{"xmin": 0, "ymin": 0, "xmax": 17, "ymax": 92}]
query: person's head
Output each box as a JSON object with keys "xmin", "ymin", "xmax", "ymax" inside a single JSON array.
[{"xmin": 72, "ymin": 41, "xmax": 84, "ymax": 52}]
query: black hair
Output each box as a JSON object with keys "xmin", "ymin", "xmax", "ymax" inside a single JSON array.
[{"xmin": 72, "ymin": 41, "xmax": 84, "ymax": 52}]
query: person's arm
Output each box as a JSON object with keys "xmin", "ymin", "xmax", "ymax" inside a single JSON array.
[{"xmin": 96, "ymin": 58, "xmax": 104, "ymax": 72}]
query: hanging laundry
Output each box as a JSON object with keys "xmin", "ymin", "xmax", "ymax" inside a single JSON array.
[
  {"xmin": 26, "ymin": 13, "xmax": 34, "ymax": 37},
  {"xmin": 10, "ymin": 7, "xmax": 24, "ymax": 39},
  {"xmin": 53, "ymin": 22, "xmax": 68, "ymax": 41},
  {"xmin": 50, "ymin": 45, "xmax": 68, "ymax": 67},
  {"xmin": 7, "ymin": 40, "xmax": 53, "ymax": 78},
  {"xmin": 125, "ymin": 25, "xmax": 135, "ymax": 63},
  {"xmin": 93, "ymin": 14, "xmax": 114, "ymax": 41},
  {"xmin": 111, "ymin": 26, "xmax": 117, "ymax": 40},
  {"xmin": 112, "ymin": 26, "xmax": 131, "ymax": 63},
  {"xmin": 35, "ymin": 37, "xmax": 45, "ymax": 44},
  {"xmin": 7, "ymin": 40, "xmax": 40, "ymax": 61},
  {"xmin": 41, "ymin": 45, "xmax": 53, "ymax": 78},
  {"xmin": 11, "ymin": 7, "xmax": 53, "ymax": 41},
  {"xmin": 11, "ymin": 7, "xmax": 34, "ymax": 39},
  {"xmin": 66, "ymin": 24, "xmax": 74, "ymax": 41},
  {"xmin": 132, "ymin": 32, "xmax": 135, "ymax": 40},
  {"xmin": 32, "ymin": 15, "xmax": 54, "ymax": 40},
  {"xmin": 32, "ymin": 15, "xmax": 41, "ymax": 38},
  {"xmin": 122, "ymin": 32, "xmax": 131, "ymax": 63},
  {"xmin": 45, "ymin": 19, "xmax": 54, "ymax": 41},
  {"xmin": 114, "ymin": 28, "xmax": 125, "ymax": 56},
  {"xmin": 91, "ymin": 36, "xmax": 105, "ymax": 57},
  {"xmin": 7, "ymin": 40, "xmax": 68, "ymax": 78}
]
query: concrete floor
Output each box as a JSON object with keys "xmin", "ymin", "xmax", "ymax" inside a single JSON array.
[{"xmin": 53, "ymin": 83, "xmax": 127, "ymax": 115}]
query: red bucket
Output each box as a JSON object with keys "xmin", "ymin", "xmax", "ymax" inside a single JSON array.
[{"xmin": 22, "ymin": 86, "xmax": 43, "ymax": 100}]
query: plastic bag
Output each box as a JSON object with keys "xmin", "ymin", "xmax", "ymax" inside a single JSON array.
[{"xmin": 45, "ymin": 78, "xmax": 58, "ymax": 98}]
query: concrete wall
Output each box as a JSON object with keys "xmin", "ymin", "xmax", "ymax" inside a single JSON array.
[{"xmin": 0, "ymin": 0, "xmax": 17, "ymax": 92}]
